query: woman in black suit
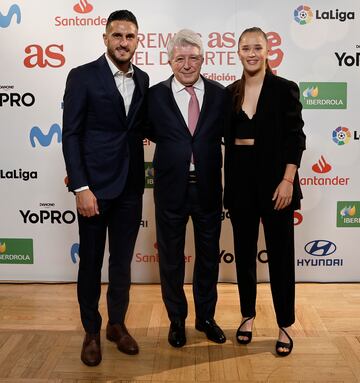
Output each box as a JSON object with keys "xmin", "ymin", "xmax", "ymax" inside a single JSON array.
[{"xmin": 224, "ymin": 27, "xmax": 306, "ymax": 356}]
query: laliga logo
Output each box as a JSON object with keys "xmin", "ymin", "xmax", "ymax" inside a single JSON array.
[
  {"xmin": 312, "ymin": 155, "xmax": 332, "ymax": 173},
  {"xmin": 294, "ymin": 5, "xmax": 313, "ymax": 25},
  {"xmin": 73, "ymin": 0, "xmax": 93, "ymax": 14},
  {"xmin": 332, "ymin": 126, "xmax": 351, "ymax": 145}
]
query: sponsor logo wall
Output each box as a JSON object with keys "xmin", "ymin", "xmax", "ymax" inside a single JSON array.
[{"xmin": 1, "ymin": 0, "xmax": 359, "ymax": 282}]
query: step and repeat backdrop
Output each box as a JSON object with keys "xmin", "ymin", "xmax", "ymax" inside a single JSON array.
[{"xmin": 1, "ymin": 0, "xmax": 359, "ymax": 282}]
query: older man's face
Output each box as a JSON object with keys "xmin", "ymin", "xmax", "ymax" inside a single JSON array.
[{"xmin": 169, "ymin": 44, "xmax": 204, "ymax": 86}]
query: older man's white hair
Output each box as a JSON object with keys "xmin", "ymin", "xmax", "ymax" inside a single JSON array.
[{"xmin": 167, "ymin": 29, "xmax": 204, "ymax": 60}]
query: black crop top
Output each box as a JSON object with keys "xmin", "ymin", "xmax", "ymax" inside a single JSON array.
[{"xmin": 234, "ymin": 109, "xmax": 255, "ymax": 139}]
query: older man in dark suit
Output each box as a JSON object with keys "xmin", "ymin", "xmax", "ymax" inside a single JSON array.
[
  {"xmin": 62, "ymin": 10, "xmax": 149, "ymax": 366},
  {"xmin": 147, "ymin": 29, "xmax": 227, "ymax": 347}
]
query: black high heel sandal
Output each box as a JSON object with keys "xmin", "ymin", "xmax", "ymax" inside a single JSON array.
[
  {"xmin": 276, "ymin": 327, "xmax": 293, "ymax": 357},
  {"xmin": 236, "ymin": 316, "xmax": 255, "ymax": 345}
]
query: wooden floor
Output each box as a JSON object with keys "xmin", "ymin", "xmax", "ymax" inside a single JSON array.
[{"xmin": 0, "ymin": 283, "xmax": 360, "ymax": 382}]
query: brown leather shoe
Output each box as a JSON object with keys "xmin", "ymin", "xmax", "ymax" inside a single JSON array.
[
  {"xmin": 80, "ymin": 332, "xmax": 101, "ymax": 366},
  {"xmin": 106, "ymin": 322, "xmax": 139, "ymax": 355}
]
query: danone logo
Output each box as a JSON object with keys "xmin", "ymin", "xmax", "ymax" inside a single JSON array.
[
  {"xmin": 145, "ymin": 162, "xmax": 154, "ymax": 189},
  {"xmin": 337, "ymin": 201, "xmax": 360, "ymax": 227},
  {"xmin": 0, "ymin": 238, "xmax": 33, "ymax": 264},
  {"xmin": 300, "ymin": 82, "xmax": 347, "ymax": 109}
]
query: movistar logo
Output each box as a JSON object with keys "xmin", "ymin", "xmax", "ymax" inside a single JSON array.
[{"xmin": 30, "ymin": 124, "xmax": 62, "ymax": 147}]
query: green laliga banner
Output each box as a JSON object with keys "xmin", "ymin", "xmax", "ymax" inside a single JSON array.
[
  {"xmin": 337, "ymin": 201, "xmax": 360, "ymax": 227},
  {"xmin": 299, "ymin": 82, "xmax": 347, "ymax": 109},
  {"xmin": 0, "ymin": 238, "xmax": 33, "ymax": 264}
]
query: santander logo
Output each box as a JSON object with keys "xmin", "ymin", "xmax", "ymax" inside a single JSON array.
[
  {"xmin": 73, "ymin": 0, "xmax": 93, "ymax": 14},
  {"xmin": 312, "ymin": 155, "xmax": 332, "ymax": 173}
]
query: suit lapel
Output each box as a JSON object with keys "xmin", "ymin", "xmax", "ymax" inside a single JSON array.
[
  {"xmin": 96, "ymin": 54, "xmax": 127, "ymax": 125},
  {"xmin": 126, "ymin": 66, "xmax": 146, "ymax": 127},
  {"xmin": 194, "ymin": 76, "xmax": 213, "ymax": 136},
  {"xmin": 255, "ymin": 72, "xmax": 274, "ymax": 119},
  {"xmin": 164, "ymin": 76, "xmax": 189, "ymax": 130}
]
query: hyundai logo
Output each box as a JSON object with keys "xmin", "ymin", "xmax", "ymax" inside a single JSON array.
[{"xmin": 304, "ymin": 240, "xmax": 337, "ymax": 256}]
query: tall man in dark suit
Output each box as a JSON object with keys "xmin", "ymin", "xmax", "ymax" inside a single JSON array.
[
  {"xmin": 62, "ymin": 10, "xmax": 149, "ymax": 366},
  {"xmin": 147, "ymin": 29, "xmax": 227, "ymax": 347}
]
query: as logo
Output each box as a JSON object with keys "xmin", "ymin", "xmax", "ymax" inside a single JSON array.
[
  {"xmin": 73, "ymin": 0, "xmax": 93, "ymax": 13},
  {"xmin": 30, "ymin": 124, "xmax": 62, "ymax": 147},
  {"xmin": 266, "ymin": 31, "xmax": 283, "ymax": 73},
  {"xmin": 70, "ymin": 243, "xmax": 79, "ymax": 263},
  {"xmin": 332, "ymin": 126, "xmax": 351, "ymax": 145},
  {"xmin": 0, "ymin": 4, "xmax": 21, "ymax": 28},
  {"xmin": 294, "ymin": 5, "xmax": 313, "ymax": 25},
  {"xmin": 312, "ymin": 155, "xmax": 332, "ymax": 173},
  {"xmin": 24, "ymin": 44, "xmax": 65, "ymax": 68}
]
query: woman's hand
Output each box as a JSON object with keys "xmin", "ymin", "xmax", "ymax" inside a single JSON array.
[{"xmin": 272, "ymin": 179, "xmax": 293, "ymax": 210}]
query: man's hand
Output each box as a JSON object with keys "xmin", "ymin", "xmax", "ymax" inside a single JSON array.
[{"xmin": 75, "ymin": 189, "xmax": 99, "ymax": 217}]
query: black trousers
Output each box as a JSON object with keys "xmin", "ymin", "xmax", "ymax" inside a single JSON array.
[
  {"xmin": 77, "ymin": 190, "xmax": 142, "ymax": 333},
  {"xmin": 155, "ymin": 183, "xmax": 222, "ymax": 322},
  {"xmin": 229, "ymin": 205, "xmax": 295, "ymax": 328}
]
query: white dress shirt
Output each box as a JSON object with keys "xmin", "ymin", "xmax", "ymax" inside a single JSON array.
[
  {"xmin": 171, "ymin": 76, "xmax": 204, "ymax": 171},
  {"xmin": 105, "ymin": 53, "xmax": 135, "ymax": 115}
]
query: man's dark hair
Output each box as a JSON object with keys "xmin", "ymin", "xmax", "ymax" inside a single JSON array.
[{"xmin": 106, "ymin": 10, "xmax": 138, "ymax": 30}]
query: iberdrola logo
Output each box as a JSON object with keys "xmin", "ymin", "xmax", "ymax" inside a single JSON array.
[
  {"xmin": 303, "ymin": 86, "xmax": 318, "ymax": 98},
  {"xmin": 294, "ymin": 5, "xmax": 313, "ymax": 25},
  {"xmin": 340, "ymin": 205, "xmax": 356, "ymax": 217},
  {"xmin": 0, "ymin": 242, "xmax": 6, "ymax": 253}
]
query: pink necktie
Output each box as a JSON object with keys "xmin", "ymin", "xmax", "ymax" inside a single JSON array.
[{"xmin": 185, "ymin": 86, "xmax": 200, "ymax": 135}]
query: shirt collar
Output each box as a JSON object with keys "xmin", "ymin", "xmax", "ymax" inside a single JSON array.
[
  {"xmin": 105, "ymin": 53, "xmax": 134, "ymax": 78},
  {"xmin": 172, "ymin": 76, "xmax": 204, "ymax": 94}
]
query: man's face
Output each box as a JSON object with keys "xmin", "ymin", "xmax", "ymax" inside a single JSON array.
[
  {"xmin": 169, "ymin": 44, "xmax": 204, "ymax": 86},
  {"xmin": 103, "ymin": 20, "xmax": 138, "ymax": 70}
]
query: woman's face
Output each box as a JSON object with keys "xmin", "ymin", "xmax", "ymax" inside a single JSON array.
[{"xmin": 238, "ymin": 32, "xmax": 268, "ymax": 75}]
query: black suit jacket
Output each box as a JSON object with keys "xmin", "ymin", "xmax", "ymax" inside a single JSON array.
[
  {"xmin": 62, "ymin": 54, "xmax": 149, "ymax": 199},
  {"xmin": 224, "ymin": 72, "xmax": 306, "ymax": 210},
  {"xmin": 147, "ymin": 75, "xmax": 227, "ymax": 210}
]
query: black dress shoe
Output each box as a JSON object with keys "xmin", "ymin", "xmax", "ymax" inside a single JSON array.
[
  {"xmin": 195, "ymin": 318, "xmax": 226, "ymax": 344},
  {"xmin": 168, "ymin": 320, "xmax": 186, "ymax": 348}
]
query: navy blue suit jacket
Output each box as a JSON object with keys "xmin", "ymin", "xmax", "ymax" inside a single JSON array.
[
  {"xmin": 147, "ymin": 75, "xmax": 227, "ymax": 210},
  {"xmin": 62, "ymin": 54, "xmax": 149, "ymax": 199}
]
